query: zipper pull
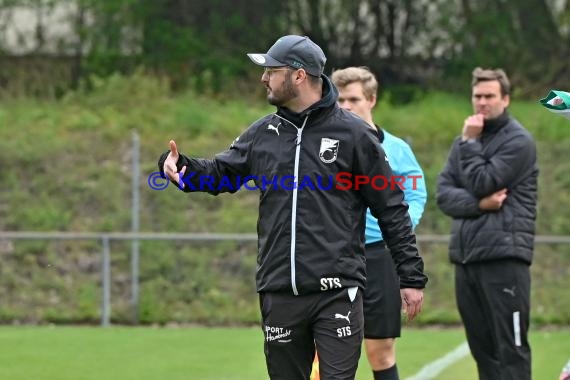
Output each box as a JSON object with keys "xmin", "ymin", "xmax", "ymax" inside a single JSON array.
[
  {"xmin": 296, "ymin": 115, "xmax": 308, "ymax": 145},
  {"xmin": 296, "ymin": 129, "xmax": 303, "ymax": 146}
]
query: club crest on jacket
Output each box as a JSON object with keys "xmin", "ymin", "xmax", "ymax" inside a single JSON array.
[{"xmin": 319, "ymin": 138, "xmax": 339, "ymax": 163}]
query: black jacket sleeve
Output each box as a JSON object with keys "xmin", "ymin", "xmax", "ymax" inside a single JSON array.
[
  {"xmin": 356, "ymin": 126, "xmax": 428, "ymax": 289},
  {"xmin": 157, "ymin": 125, "xmax": 256, "ymax": 195},
  {"xmin": 458, "ymin": 133, "xmax": 536, "ymax": 198},
  {"xmin": 436, "ymin": 141, "xmax": 483, "ymax": 219}
]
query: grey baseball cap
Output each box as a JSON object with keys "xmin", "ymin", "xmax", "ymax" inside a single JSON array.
[{"xmin": 247, "ymin": 35, "xmax": 326, "ymax": 77}]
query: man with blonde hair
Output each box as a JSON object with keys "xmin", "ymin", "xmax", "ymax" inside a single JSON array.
[{"xmin": 331, "ymin": 66, "xmax": 428, "ymax": 380}]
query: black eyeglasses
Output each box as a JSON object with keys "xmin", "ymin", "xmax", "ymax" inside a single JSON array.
[{"xmin": 263, "ymin": 67, "xmax": 290, "ymax": 78}]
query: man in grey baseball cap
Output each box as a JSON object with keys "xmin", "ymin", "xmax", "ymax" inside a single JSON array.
[
  {"xmin": 160, "ymin": 33, "xmax": 424, "ymax": 380},
  {"xmin": 247, "ymin": 35, "xmax": 326, "ymax": 77}
]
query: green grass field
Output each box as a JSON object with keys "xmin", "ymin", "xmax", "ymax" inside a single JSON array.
[{"xmin": 0, "ymin": 326, "xmax": 568, "ymax": 379}]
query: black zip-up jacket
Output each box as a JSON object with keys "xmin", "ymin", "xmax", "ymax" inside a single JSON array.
[
  {"xmin": 436, "ymin": 111, "xmax": 538, "ymax": 265},
  {"xmin": 159, "ymin": 76, "xmax": 427, "ymax": 294}
]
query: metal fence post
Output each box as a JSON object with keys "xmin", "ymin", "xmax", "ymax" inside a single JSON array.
[
  {"xmin": 131, "ymin": 130, "xmax": 140, "ymax": 324},
  {"xmin": 101, "ymin": 235, "xmax": 111, "ymax": 327}
]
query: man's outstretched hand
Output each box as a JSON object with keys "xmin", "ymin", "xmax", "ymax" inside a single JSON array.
[{"xmin": 163, "ymin": 140, "xmax": 187, "ymax": 188}]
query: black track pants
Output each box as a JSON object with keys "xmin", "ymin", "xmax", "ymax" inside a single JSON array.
[
  {"xmin": 455, "ymin": 260, "xmax": 531, "ymax": 380},
  {"xmin": 260, "ymin": 288, "xmax": 364, "ymax": 380}
]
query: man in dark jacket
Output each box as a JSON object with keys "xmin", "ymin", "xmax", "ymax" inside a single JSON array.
[
  {"xmin": 159, "ymin": 35, "xmax": 427, "ymax": 380},
  {"xmin": 436, "ymin": 67, "xmax": 538, "ymax": 380}
]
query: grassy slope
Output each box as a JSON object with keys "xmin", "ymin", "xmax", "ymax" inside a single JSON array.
[{"xmin": 0, "ymin": 74, "xmax": 569, "ymax": 324}]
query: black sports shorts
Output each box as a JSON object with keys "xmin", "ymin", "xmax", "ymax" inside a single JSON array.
[{"xmin": 362, "ymin": 241, "xmax": 402, "ymax": 339}]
